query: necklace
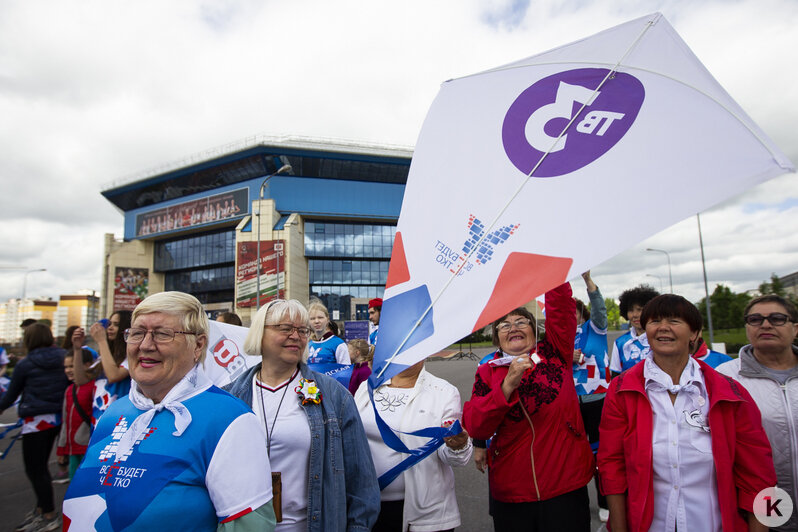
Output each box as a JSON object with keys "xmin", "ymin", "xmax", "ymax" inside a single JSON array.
[{"xmin": 257, "ymin": 368, "xmax": 297, "ymax": 457}]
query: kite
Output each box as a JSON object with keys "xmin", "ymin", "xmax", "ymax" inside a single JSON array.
[{"xmin": 371, "ymin": 12, "xmax": 794, "ymax": 387}]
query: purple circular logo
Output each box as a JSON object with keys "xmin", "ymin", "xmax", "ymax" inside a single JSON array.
[{"xmin": 502, "ymin": 68, "xmax": 645, "ymax": 177}]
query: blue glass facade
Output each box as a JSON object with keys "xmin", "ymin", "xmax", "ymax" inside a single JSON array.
[
  {"xmin": 305, "ymin": 221, "xmax": 395, "ymax": 315},
  {"xmin": 154, "ymin": 230, "xmax": 236, "ymax": 304},
  {"xmin": 304, "ymin": 222, "xmax": 395, "ymax": 259}
]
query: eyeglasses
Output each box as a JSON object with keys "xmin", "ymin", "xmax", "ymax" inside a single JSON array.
[
  {"xmin": 124, "ymin": 328, "xmax": 197, "ymax": 344},
  {"xmin": 744, "ymin": 313, "xmax": 792, "ymax": 327},
  {"xmin": 496, "ymin": 318, "xmax": 532, "ymax": 333},
  {"xmin": 267, "ymin": 324, "xmax": 312, "ymax": 338}
]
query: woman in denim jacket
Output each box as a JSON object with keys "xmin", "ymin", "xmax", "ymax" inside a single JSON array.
[{"xmin": 225, "ymin": 299, "xmax": 379, "ymax": 531}]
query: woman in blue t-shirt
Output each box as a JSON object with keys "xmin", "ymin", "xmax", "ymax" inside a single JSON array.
[
  {"xmin": 307, "ymin": 301, "xmax": 350, "ymax": 365},
  {"xmin": 71, "ymin": 311, "xmax": 132, "ymax": 424}
]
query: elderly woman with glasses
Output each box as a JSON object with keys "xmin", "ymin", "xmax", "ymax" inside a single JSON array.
[
  {"xmin": 717, "ymin": 294, "xmax": 798, "ymax": 531},
  {"xmin": 225, "ymin": 299, "xmax": 380, "ymax": 532},
  {"xmin": 62, "ymin": 292, "xmax": 276, "ymax": 532},
  {"xmin": 463, "ymin": 282, "xmax": 595, "ymax": 531},
  {"xmin": 599, "ymin": 294, "xmax": 776, "ymax": 532}
]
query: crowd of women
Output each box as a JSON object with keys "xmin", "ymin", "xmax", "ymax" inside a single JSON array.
[{"xmin": 1, "ymin": 275, "xmax": 796, "ymax": 532}]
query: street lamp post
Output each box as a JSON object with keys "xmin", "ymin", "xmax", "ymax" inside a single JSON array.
[
  {"xmin": 646, "ymin": 248, "xmax": 673, "ymax": 293},
  {"xmin": 256, "ymin": 164, "xmax": 292, "ymax": 311},
  {"xmin": 697, "ymin": 213, "xmax": 714, "ymax": 344},
  {"xmin": 646, "ymin": 274, "xmax": 664, "ymax": 293},
  {"xmin": 21, "ymin": 268, "xmax": 47, "ymax": 301}
]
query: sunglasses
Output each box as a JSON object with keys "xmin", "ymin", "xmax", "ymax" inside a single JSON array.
[{"xmin": 743, "ymin": 313, "xmax": 792, "ymax": 327}]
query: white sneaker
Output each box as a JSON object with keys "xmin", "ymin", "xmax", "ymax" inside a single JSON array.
[
  {"xmin": 598, "ymin": 507, "xmax": 610, "ymax": 522},
  {"xmin": 30, "ymin": 513, "xmax": 61, "ymax": 532},
  {"xmin": 14, "ymin": 510, "xmax": 40, "ymax": 532}
]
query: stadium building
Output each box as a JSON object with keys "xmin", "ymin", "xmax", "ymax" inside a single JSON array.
[{"xmin": 100, "ymin": 136, "xmax": 412, "ymax": 324}]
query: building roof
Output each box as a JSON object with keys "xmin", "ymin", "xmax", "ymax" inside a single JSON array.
[{"xmin": 102, "ymin": 135, "xmax": 414, "ymax": 213}]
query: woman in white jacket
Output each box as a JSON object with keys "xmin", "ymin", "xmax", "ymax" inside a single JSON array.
[
  {"xmin": 717, "ymin": 294, "xmax": 798, "ymax": 532},
  {"xmin": 355, "ymin": 361, "xmax": 472, "ymax": 532}
]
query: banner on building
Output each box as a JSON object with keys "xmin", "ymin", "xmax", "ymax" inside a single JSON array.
[
  {"xmin": 135, "ymin": 187, "xmax": 249, "ymax": 237},
  {"xmin": 113, "ymin": 267, "xmax": 149, "ymax": 311},
  {"xmin": 236, "ymin": 240, "xmax": 285, "ymax": 308}
]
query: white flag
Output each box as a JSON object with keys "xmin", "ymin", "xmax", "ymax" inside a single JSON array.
[
  {"xmin": 371, "ymin": 12, "xmax": 794, "ymax": 385},
  {"xmin": 203, "ymin": 321, "xmax": 260, "ymax": 387}
]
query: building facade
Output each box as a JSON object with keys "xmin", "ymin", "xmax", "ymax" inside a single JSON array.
[
  {"xmin": 0, "ymin": 294, "xmax": 101, "ymax": 344},
  {"xmin": 100, "ymin": 136, "xmax": 411, "ymax": 324},
  {"xmin": 0, "ymin": 299, "xmax": 57, "ymax": 344}
]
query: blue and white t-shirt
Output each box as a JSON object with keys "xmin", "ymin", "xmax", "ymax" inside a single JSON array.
[
  {"xmin": 609, "ymin": 327, "xmax": 650, "ymax": 374},
  {"xmin": 92, "ymin": 359, "xmax": 131, "ymax": 425},
  {"xmin": 573, "ymin": 320, "xmax": 610, "ymax": 395},
  {"xmin": 694, "ymin": 350, "xmax": 732, "ymax": 369},
  {"xmin": 63, "ymin": 387, "xmax": 272, "ymax": 531},
  {"xmin": 308, "ymin": 333, "xmax": 350, "ymax": 365}
]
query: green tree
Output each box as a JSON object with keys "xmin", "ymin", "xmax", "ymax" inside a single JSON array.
[
  {"xmin": 605, "ymin": 298, "xmax": 621, "ymax": 329},
  {"xmin": 759, "ymin": 272, "xmax": 786, "ymax": 297},
  {"xmin": 697, "ymin": 284, "xmax": 751, "ymax": 330}
]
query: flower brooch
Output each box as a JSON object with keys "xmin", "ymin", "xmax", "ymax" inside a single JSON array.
[{"xmin": 295, "ymin": 378, "xmax": 322, "ymax": 405}]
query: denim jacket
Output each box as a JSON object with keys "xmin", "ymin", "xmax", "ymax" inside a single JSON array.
[{"xmin": 225, "ymin": 362, "xmax": 379, "ymax": 531}]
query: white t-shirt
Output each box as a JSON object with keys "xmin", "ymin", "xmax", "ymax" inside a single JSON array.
[
  {"xmin": 252, "ymin": 370, "xmax": 311, "ymax": 531},
  {"xmin": 364, "ymin": 386, "xmax": 412, "ymax": 501}
]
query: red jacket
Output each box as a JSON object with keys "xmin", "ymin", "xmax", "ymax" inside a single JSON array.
[
  {"xmin": 598, "ymin": 360, "xmax": 776, "ymax": 532},
  {"xmin": 57, "ymin": 380, "xmax": 95, "ymax": 456},
  {"xmin": 462, "ymin": 283, "xmax": 595, "ymax": 502}
]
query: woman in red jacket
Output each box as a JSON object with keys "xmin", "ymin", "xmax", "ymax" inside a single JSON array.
[
  {"xmin": 463, "ymin": 282, "xmax": 594, "ymax": 531},
  {"xmin": 598, "ymin": 294, "xmax": 776, "ymax": 532}
]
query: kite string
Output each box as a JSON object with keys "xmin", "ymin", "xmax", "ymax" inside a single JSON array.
[{"xmin": 376, "ymin": 18, "xmax": 657, "ymax": 379}]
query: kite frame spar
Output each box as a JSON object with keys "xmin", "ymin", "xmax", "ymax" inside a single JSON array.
[{"xmin": 376, "ymin": 17, "xmax": 658, "ymax": 379}]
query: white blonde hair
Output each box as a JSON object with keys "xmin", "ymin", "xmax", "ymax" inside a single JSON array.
[
  {"xmin": 244, "ymin": 299, "xmax": 310, "ymax": 362},
  {"xmin": 131, "ymin": 291, "xmax": 209, "ymax": 362}
]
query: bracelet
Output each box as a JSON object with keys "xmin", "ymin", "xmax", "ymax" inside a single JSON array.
[
  {"xmin": 578, "ymin": 353, "xmax": 585, "ymax": 364},
  {"xmin": 449, "ymin": 441, "xmax": 471, "ymax": 453}
]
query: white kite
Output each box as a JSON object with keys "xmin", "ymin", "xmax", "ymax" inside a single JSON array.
[{"xmin": 371, "ymin": 12, "xmax": 794, "ymax": 386}]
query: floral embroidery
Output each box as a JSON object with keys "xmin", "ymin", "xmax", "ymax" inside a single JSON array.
[
  {"xmin": 374, "ymin": 390, "xmax": 408, "ymax": 412},
  {"xmin": 295, "ymin": 378, "xmax": 322, "ymax": 405},
  {"xmin": 507, "ymin": 341, "xmax": 564, "ymax": 421},
  {"xmin": 473, "ymin": 373, "xmax": 491, "ymax": 397}
]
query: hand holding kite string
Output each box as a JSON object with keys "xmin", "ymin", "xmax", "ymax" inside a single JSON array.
[
  {"xmin": 442, "ymin": 420, "xmax": 470, "ymax": 451},
  {"xmin": 501, "ymin": 354, "xmax": 535, "ymax": 400}
]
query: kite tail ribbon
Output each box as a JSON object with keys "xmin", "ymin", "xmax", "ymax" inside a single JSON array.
[{"xmin": 368, "ymin": 381, "xmax": 462, "ymax": 490}]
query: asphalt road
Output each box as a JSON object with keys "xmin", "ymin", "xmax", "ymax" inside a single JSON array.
[{"xmin": 0, "ymin": 335, "xmax": 623, "ymax": 532}]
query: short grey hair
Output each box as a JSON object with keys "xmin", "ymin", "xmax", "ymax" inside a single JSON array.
[
  {"xmin": 244, "ymin": 299, "xmax": 310, "ymax": 362},
  {"xmin": 132, "ymin": 291, "xmax": 209, "ymax": 362}
]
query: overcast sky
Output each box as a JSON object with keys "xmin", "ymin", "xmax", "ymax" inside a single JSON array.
[{"xmin": 1, "ymin": 0, "xmax": 796, "ymax": 308}]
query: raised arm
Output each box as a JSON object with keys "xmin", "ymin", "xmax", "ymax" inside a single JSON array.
[
  {"xmin": 543, "ymin": 282, "xmax": 576, "ymax": 359},
  {"xmin": 583, "ymin": 271, "xmax": 607, "ymax": 330},
  {"xmin": 89, "ymin": 322, "xmax": 129, "ymax": 383},
  {"xmin": 71, "ymin": 328, "xmax": 92, "ymax": 386}
]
